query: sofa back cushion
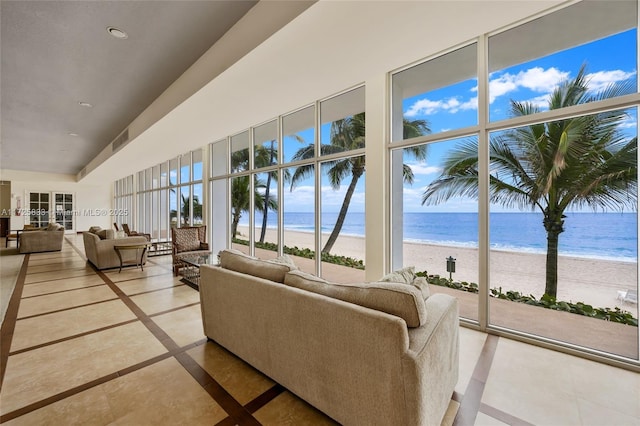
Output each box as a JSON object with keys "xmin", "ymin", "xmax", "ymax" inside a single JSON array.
[
  {"xmin": 283, "ymin": 270, "xmax": 427, "ymax": 328},
  {"xmin": 218, "ymin": 249, "xmax": 295, "ymax": 283}
]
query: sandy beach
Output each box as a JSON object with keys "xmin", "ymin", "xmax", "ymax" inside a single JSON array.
[{"xmin": 237, "ymin": 226, "xmax": 638, "ymax": 310}]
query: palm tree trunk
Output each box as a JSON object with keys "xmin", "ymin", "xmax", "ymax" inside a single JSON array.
[
  {"xmin": 322, "ymin": 170, "xmax": 362, "ymax": 254},
  {"xmin": 544, "ymin": 230, "xmax": 560, "ymax": 298},
  {"xmin": 231, "ymin": 210, "xmax": 241, "ymax": 239},
  {"xmin": 543, "ymin": 211, "xmax": 564, "ymax": 298},
  {"xmin": 259, "ymin": 143, "xmax": 276, "ymax": 243}
]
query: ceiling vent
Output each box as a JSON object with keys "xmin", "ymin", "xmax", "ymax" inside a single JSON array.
[{"xmin": 111, "ymin": 128, "xmax": 130, "ymax": 152}]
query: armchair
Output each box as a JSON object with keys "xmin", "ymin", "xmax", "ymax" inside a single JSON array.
[
  {"xmin": 171, "ymin": 226, "xmax": 209, "ymax": 276},
  {"xmin": 122, "ymin": 223, "xmax": 150, "ymax": 241}
]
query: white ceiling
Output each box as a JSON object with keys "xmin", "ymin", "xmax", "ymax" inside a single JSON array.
[{"xmin": 0, "ymin": 0, "xmax": 263, "ymax": 175}]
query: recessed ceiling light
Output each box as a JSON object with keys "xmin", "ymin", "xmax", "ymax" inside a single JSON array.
[
  {"xmin": 68, "ymin": 132, "xmax": 79, "ymax": 137},
  {"xmin": 107, "ymin": 26, "xmax": 128, "ymax": 39},
  {"xmin": 78, "ymin": 101, "xmax": 93, "ymax": 108}
]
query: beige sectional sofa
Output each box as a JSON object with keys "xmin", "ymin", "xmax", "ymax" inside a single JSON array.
[
  {"xmin": 19, "ymin": 223, "xmax": 65, "ymax": 254},
  {"xmin": 200, "ymin": 249, "xmax": 459, "ymax": 426},
  {"xmin": 83, "ymin": 227, "xmax": 149, "ymax": 270}
]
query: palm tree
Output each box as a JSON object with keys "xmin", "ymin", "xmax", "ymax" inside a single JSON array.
[
  {"xmin": 290, "ymin": 113, "xmax": 430, "ymax": 253},
  {"xmin": 180, "ymin": 194, "xmax": 202, "ymax": 226},
  {"xmin": 231, "ymin": 175, "xmax": 278, "ymax": 239},
  {"xmin": 422, "ymin": 66, "xmax": 637, "ymax": 298}
]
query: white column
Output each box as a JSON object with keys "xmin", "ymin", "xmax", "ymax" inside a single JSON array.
[{"xmin": 364, "ymin": 74, "xmax": 388, "ymax": 281}]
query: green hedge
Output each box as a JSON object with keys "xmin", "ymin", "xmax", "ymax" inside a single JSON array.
[
  {"xmin": 232, "ymin": 238, "xmax": 365, "ymax": 269},
  {"xmin": 417, "ymin": 272, "xmax": 637, "ymax": 327}
]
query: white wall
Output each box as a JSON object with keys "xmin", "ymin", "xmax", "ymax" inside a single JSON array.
[{"xmin": 0, "ymin": 169, "xmax": 112, "ymax": 232}]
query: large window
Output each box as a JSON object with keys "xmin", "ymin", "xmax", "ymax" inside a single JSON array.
[
  {"xmin": 391, "ymin": 0, "xmax": 638, "ymax": 363},
  {"xmin": 212, "ymin": 87, "xmax": 366, "ymax": 282}
]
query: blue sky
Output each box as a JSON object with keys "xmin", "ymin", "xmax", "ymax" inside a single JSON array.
[
  {"xmin": 249, "ymin": 28, "xmax": 637, "ymax": 215},
  {"xmin": 403, "ymin": 28, "xmax": 638, "ymax": 213}
]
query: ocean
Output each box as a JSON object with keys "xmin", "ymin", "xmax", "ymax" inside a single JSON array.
[{"xmin": 246, "ymin": 212, "xmax": 638, "ymax": 262}]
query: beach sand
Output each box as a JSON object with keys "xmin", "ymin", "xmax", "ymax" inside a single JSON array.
[{"xmin": 237, "ymin": 226, "xmax": 638, "ymax": 310}]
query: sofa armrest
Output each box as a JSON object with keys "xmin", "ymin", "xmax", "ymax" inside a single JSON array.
[
  {"xmin": 199, "ymin": 242, "xmax": 209, "ymax": 250},
  {"xmin": 402, "ymin": 294, "xmax": 459, "ymax": 426}
]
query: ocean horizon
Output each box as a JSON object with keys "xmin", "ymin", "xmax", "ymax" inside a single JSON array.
[{"xmin": 244, "ymin": 211, "xmax": 638, "ymax": 262}]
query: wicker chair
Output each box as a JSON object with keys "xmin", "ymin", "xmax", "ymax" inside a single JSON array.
[{"xmin": 171, "ymin": 226, "xmax": 209, "ymax": 276}]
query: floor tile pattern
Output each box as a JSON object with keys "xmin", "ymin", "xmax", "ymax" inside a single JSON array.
[{"xmin": 0, "ymin": 235, "xmax": 638, "ymax": 425}]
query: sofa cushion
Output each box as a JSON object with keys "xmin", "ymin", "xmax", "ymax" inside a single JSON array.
[
  {"xmin": 219, "ymin": 249, "xmax": 295, "ymax": 283},
  {"xmin": 380, "ymin": 266, "xmax": 430, "ymax": 300},
  {"xmin": 284, "ymin": 269, "xmax": 427, "ymax": 327},
  {"xmin": 88, "ymin": 226, "xmax": 102, "ymax": 234}
]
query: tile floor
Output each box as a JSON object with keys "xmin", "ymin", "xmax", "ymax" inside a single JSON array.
[{"xmin": 0, "ymin": 235, "xmax": 638, "ymax": 425}]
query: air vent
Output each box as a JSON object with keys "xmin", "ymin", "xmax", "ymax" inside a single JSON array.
[{"xmin": 111, "ymin": 128, "xmax": 130, "ymax": 152}]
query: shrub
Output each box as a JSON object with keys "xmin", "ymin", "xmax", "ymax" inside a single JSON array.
[{"xmin": 416, "ymin": 271, "xmax": 637, "ymax": 327}]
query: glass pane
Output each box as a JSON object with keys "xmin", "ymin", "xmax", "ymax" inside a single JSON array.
[
  {"xmin": 210, "ymin": 179, "xmax": 228, "ymax": 254},
  {"xmin": 284, "ymin": 165, "xmax": 315, "ymax": 274},
  {"xmin": 180, "ymin": 186, "xmax": 191, "ymax": 226},
  {"xmin": 30, "ymin": 193, "xmax": 38, "ymax": 202},
  {"xmin": 320, "ymin": 86, "xmax": 365, "ymax": 155},
  {"xmin": 253, "ymin": 172, "xmax": 279, "ymax": 260},
  {"xmin": 138, "ymin": 171, "xmax": 145, "ymax": 191},
  {"xmin": 138, "ymin": 194, "xmax": 144, "ymax": 233},
  {"xmin": 488, "ymin": 1, "xmax": 637, "ymax": 122},
  {"xmin": 211, "ymin": 139, "xmax": 228, "ymax": 177},
  {"xmin": 41, "ymin": 193, "xmax": 48, "ymax": 202},
  {"xmin": 169, "ymin": 158, "xmax": 178, "ymax": 186},
  {"xmin": 282, "ymin": 106, "xmax": 315, "ymax": 164},
  {"xmin": 488, "ymin": 107, "xmax": 638, "ymax": 359},
  {"xmin": 160, "ymin": 162, "xmax": 168, "ymax": 188},
  {"xmin": 254, "ymin": 120, "xmax": 278, "ymax": 169},
  {"xmin": 152, "ymin": 165, "xmax": 160, "ymax": 189},
  {"xmin": 160, "ymin": 189, "xmax": 168, "ymax": 241},
  {"xmin": 320, "ymin": 156, "xmax": 366, "ymax": 282},
  {"xmin": 193, "ymin": 149, "xmax": 203, "ymax": 181},
  {"xmin": 231, "ymin": 131, "xmax": 250, "ymax": 173},
  {"xmin": 392, "ymin": 43, "xmax": 477, "ymax": 142},
  {"xmin": 180, "ymin": 154, "xmax": 191, "ymax": 184},
  {"xmin": 231, "ymin": 175, "xmax": 250, "ymax": 254},
  {"xmin": 170, "ymin": 188, "xmax": 178, "ymax": 228},
  {"xmin": 393, "ymin": 138, "xmax": 479, "ymax": 322},
  {"xmin": 192, "ymin": 183, "xmax": 203, "ymax": 226},
  {"xmin": 55, "ymin": 194, "xmax": 63, "ymax": 202}
]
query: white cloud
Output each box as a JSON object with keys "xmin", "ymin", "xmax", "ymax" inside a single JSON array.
[
  {"xmin": 405, "ymin": 96, "xmax": 476, "ymax": 117},
  {"xmin": 489, "ymin": 67, "xmax": 569, "ymax": 103},
  {"xmin": 407, "ymin": 163, "xmax": 442, "ymax": 176},
  {"xmin": 525, "ymin": 94, "xmax": 551, "ymax": 109},
  {"xmin": 586, "ymin": 70, "xmax": 636, "ymax": 92}
]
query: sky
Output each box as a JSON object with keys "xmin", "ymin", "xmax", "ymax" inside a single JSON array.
[
  {"xmin": 242, "ymin": 27, "xmax": 638, "ymax": 216},
  {"xmin": 402, "ymin": 28, "xmax": 638, "ymax": 213}
]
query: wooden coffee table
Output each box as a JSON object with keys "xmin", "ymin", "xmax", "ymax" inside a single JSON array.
[{"xmin": 113, "ymin": 242, "xmax": 151, "ymax": 273}]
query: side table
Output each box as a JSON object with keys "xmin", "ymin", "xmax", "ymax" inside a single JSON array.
[{"xmin": 113, "ymin": 242, "xmax": 151, "ymax": 273}]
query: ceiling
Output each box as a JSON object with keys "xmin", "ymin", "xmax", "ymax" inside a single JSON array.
[{"xmin": 0, "ymin": 0, "xmax": 260, "ymax": 175}]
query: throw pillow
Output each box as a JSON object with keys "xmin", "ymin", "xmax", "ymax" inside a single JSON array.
[
  {"xmin": 96, "ymin": 229, "xmax": 109, "ymax": 240},
  {"xmin": 380, "ymin": 266, "xmax": 416, "ymax": 284},
  {"xmin": 218, "ymin": 249, "xmax": 295, "ymax": 283},
  {"xmin": 46, "ymin": 222, "xmax": 57, "ymax": 231},
  {"xmin": 284, "ymin": 269, "xmax": 427, "ymax": 328},
  {"xmin": 266, "ymin": 254, "xmax": 298, "ymax": 270},
  {"xmin": 380, "ymin": 266, "xmax": 430, "ymax": 300},
  {"xmin": 88, "ymin": 226, "xmax": 102, "ymax": 234}
]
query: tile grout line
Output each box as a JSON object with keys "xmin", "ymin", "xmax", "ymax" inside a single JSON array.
[
  {"xmin": 452, "ymin": 334, "xmax": 499, "ymax": 426},
  {"xmin": 0, "ymin": 253, "xmax": 29, "ymax": 390},
  {"xmin": 479, "ymin": 402, "xmax": 536, "ymax": 426},
  {"xmin": 4, "ymin": 238, "xmax": 313, "ymax": 424},
  {"xmin": 93, "ymin": 260, "xmax": 263, "ymax": 425},
  {"xmin": 20, "ymin": 283, "xmax": 107, "ymax": 299}
]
